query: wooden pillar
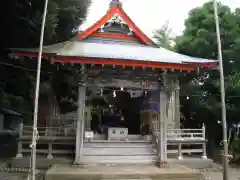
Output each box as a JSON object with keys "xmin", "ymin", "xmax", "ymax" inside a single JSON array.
[
  {"xmin": 85, "ymin": 105, "xmax": 92, "ymax": 130},
  {"xmin": 47, "ymin": 122, "xmax": 53, "ymax": 159},
  {"xmin": 16, "ymin": 121, "xmax": 23, "ymax": 158},
  {"xmin": 167, "ymin": 85, "xmax": 176, "ymax": 129},
  {"xmin": 74, "ymin": 84, "xmax": 86, "ymax": 165},
  {"xmin": 202, "ymin": 124, "xmax": 207, "ymax": 159},
  {"xmin": 156, "ymin": 87, "xmax": 168, "ymax": 167},
  {"xmin": 175, "ymin": 80, "xmax": 181, "ymax": 129}
]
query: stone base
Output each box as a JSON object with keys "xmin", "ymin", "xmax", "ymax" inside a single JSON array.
[
  {"xmin": 156, "ymin": 161, "xmax": 169, "ymax": 168},
  {"xmin": 15, "ymin": 154, "xmax": 23, "ymax": 159},
  {"xmin": 168, "ymin": 158, "xmax": 214, "ymax": 169},
  {"xmin": 72, "ymin": 161, "xmax": 85, "ymax": 168},
  {"xmin": 201, "ymin": 156, "xmax": 208, "ymax": 160}
]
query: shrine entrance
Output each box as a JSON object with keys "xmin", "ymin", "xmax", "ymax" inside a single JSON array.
[
  {"xmin": 89, "ymin": 90, "xmax": 142, "ymax": 135},
  {"xmin": 83, "ymin": 69, "xmax": 161, "ymax": 142}
]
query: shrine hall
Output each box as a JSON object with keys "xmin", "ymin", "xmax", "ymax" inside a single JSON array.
[{"xmin": 9, "ymin": 0, "xmax": 217, "ymax": 166}]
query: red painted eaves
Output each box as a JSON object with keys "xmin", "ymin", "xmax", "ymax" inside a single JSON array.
[
  {"xmin": 13, "ymin": 51, "xmax": 217, "ymax": 70},
  {"xmin": 77, "ymin": 6, "xmax": 120, "ymax": 39},
  {"xmin": 117, "ymin": 6, "xmax": 156, "ymax": 46},
  {"xmin": 76, "ymin": 5, "xmax": 157, "ymax": 46}
]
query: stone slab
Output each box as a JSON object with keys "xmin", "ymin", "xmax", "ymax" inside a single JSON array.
[
  {"xmin": 0, "ymin": 173, "xmax": 27, "ymax": 180},
  {"xmin": 9, "ymin": 156, "xmax": 72, "ymax": 169},
  {"xmin": 168, "ymin": 158, "xmax": 214, "ymax": 169},
  {"xmin": 45, "ymin": 164, "xmax": 202, "ymax": 180}
]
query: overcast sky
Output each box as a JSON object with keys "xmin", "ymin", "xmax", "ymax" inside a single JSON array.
[{"xmin": 81, "ymin": 0, "xmax": 240, "ymax": 38}]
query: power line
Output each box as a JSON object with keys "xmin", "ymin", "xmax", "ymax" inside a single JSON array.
[
  {"xmin": 0, "ymin": 61, "xmax": 52, "ymax": 74},
  {"xmin": 0, "ymin": 61, "xmax": 37, "ymax": 72}
]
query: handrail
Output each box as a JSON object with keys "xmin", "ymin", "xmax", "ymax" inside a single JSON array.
[
  {"xmin": 22, "ymin": 125, "xmax": 205, "ymax": 140},
  {"xmin": 17, "ymin": 122, "xmax": 207, "ymax": 160},
  {"xmin": 22, "ymin": 125, "xmax": 76, "ymax": 137},
  {"xmin": 151, "ymin": 122, "xmax": 207, "ymax": 160},
  {"xmin": 151, "ymin": 128, "xmax": 205, "ymax": 140}
]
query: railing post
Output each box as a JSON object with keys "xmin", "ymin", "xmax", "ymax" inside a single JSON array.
[
  {"xmin": 202, "ymin": 123, "xmax": 206, "ymax": 140},
  {"xmin": 64, "ymin": 127, "xmax": 68, "ymax": 136},
  {"xmin": 47, "ymin": 127, "xmax": 53, "ymax": 159},
  {"xmin": 201, "ymin": 123, "xmax": 207, "ymax": 159},
  {"xmin": 47, "ymin": 142, "xmax": 53, "ymax": 159},
  {"xmin": 16, "ymin": 121, "xmax": 24, "ymax": 158},
  {"xmin": 178, "ymin": 143, "xmax": 183, "ymax": 160}
]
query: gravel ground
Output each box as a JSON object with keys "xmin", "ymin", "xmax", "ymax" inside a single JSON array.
[
  {"xmin": 0, "ymin": 169, "xmax": 240, "ymax": 180},
  {"xmin": 203, "ymin": 168, "xmax": 240, "ymax": 180},
  {"xmin": 0, "ymin": 173, "xmax": 27, "ymax": 180}
]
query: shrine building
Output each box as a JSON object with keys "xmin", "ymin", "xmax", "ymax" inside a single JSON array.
[{"xmin": 9, "ymin": 0, "xmax": 217, "ymax": 166}]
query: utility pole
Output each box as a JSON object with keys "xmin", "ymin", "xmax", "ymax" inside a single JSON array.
[
  {"xmin": 213, "ymin": 1, "xmax": 229, "ymax": 180},
  {"xmin": 30, "ymin": 0, "xmax": 49, "ymax": 179}
]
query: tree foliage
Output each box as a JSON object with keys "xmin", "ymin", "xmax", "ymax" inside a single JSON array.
[
  {"xmin": 153, "ymin": 21, "xmax": 174, "ymax": 50},
  {"xmin": 175, "ymin": 1, "xmax": 240, "ymax": 149},
  {"xmin": 2, "ymin": 0, "xmax": 91, "ymax": 48},
  {"xmin": 0, "ymin": 0, "xmax": 91, "ymax": 113}
]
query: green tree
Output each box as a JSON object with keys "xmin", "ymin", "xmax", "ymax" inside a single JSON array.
[
  {"xmin": 153, "ymin": 21, "xmax": 174, "ymax": 50},
  {"xmin": 2, "ymin": 0, "xmax": 91, "ymax": 48},
  {"xmin": 175, "ymin": 1, "xmax": 240, "ymax": 157},
  {"xmin": 0, "ymin": 0, "xmax": 91, "ymax": 113}
]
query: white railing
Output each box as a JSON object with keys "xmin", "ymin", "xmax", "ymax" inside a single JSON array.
[
  {"xmin": 152, "ymin": 120, "xmax": 206, "ymax": 141},
  {"xmin": 16, "ymin": 122, "xmax": 207, "ymax": 161},
  {"xmin": 22, "ymin": 125, "xmax": 76, "ymax": 137},
  {"xmin": 152, "ymin": 122, "xmax": 207, "ymax": 160},
  {"xmin": 166, "ymin": 128, "xmax": 205, "ymax": 141},
  {"xmin": 16, "ymin": 123, "xmax": 76, "ymax": 159}
]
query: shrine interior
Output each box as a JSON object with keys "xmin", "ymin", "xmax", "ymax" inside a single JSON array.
[
  {"xmin": 81, "ymin": 64, "xmax": 160, "ymax": 136},
  {"xmin": 88, "ymin": 88, "xmax": 147, "ymax": 135}
]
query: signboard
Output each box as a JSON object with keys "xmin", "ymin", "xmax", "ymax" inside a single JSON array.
[
  {"xmin": 108, "ymin": 127, "xmax": 128, "ymax": 141},
  {"xmin": 85, "ymin": 131, "xmax": 94, "ymax": 140}
]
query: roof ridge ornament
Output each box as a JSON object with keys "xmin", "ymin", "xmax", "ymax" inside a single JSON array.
[{"xmin": 109, "ymin": 0, "xmax": 122, "ymax": 10}]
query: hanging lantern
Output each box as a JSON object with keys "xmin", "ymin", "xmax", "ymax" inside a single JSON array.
[
  {"xmin": 50, "ymin": 56, "xmax": 55, "ymax": 64},
  {"xmin": 130, "ymin": 91, "xmax": 133, "ymax": 98},
  {"xmin": 113, "ymin": 90, "xmax": 116, "ymax": 97},
  {"xmin": 196, "ymin": 65, "xmax": 201, "ymax": 75},
  {"xmin": 120, "ymin": 87, "xmax": 124, "ymax": 91},
  {"xmin": 144, "ymin": 91, "xmax": 147, "ymax": 98}
]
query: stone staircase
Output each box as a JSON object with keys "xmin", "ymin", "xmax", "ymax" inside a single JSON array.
[
  {"xmin": 82, "ymin": 140, "xmax": 157, "ymax": 165},
  {"xmin": 45, "ymin": 164, "xmax": 203, "ymax": 180}
]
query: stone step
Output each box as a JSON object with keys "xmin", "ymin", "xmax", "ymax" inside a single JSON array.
[
  {"xmin": 84, "ymin": 141, "xmax": 153, "ymax": 148},
  {"xmin": 83, "ymin": 141, "xmax": 157, "ymax": 164},
  {"xmin": 92, "ymin": 134, "xmax": 149, "ymax": 141},
  {"xmin": 82, "ymin": 154, "xmax": 157, "ymax": 164},
  {"xmin": 45, "ymin": 164, "xmax": 203, "ymax": 180},
  {"xmin": 83, "ymin": 147, "xmax": 156, "ymax": 156}
]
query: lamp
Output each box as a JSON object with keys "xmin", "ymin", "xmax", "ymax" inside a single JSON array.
[{"xmin": 113, "ymin": 90, "xmax": 116, "ymax": 97}]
